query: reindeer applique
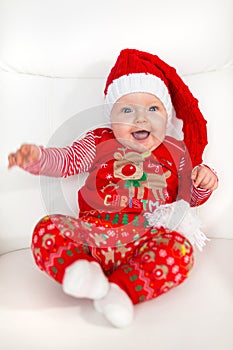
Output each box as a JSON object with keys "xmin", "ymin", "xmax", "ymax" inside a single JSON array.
[{"xmin": 113, "ymin": 148, "xmax": 171, "ymax": 201}]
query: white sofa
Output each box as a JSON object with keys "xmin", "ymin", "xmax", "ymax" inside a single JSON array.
[{"xmin": 0, "ymin": 1, "xmax": 233, "ymax": 349}]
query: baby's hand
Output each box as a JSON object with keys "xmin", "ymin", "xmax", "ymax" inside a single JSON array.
[
  {"xmin": 191, "ymin": 165, "xmax": 218, "ymax": 191},
  {"xmin": 8, "ymin": 144, "xmax": 40, "ymax": 169}
]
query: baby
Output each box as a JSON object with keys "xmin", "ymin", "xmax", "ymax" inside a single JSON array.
[{"xmin": 8, "ymin": 49, "xmax": 218, "ymax": 328}]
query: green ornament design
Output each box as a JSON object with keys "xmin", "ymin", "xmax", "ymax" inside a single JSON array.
[
  {"xmin": 132, "ymin": 216, "xmax": 140, "ymax": 227},
  {"xmin": 135, "ymin": 285, "xmax": 143, "ymax": 291},
  {"xmin": 51, "ymin": 266, "xmax": 58, "ymax": 274},
  {"xmin": 58, "ymin": 258, "xmax": 64, "ymax": 265},
  {"xmin": 130, "ymin": 274, "xmax": 138, "ymax": 281},
  {"xmin": 139, "ymin": 295, "xmax": 146, "ymax": 302},
  {"xmin": 150, "ymin": 228, "xmax": 158, "ymax": 234},
  {"xmin": 112, "ymin": 214, "xmax": 120, "ymax": 224},
  {"xmin": 74, "ymin": 247, "xmax": 81, "ymax": 254},
  {"xmin": 122, "ymin": 266, "xmax": 133, "ymax": 274},
  {"xmin": 122, "ymin": 213, "xmax": 129, "ymax": 225},
  {"xmin": 66, "ymin": 250, "xmax": 74, "ymax": 257},
  {"xmin": 104, "ymin": 214, "xmax": 110, "ymax": 221},
  {"xmin": 143, "ymin": 217, "xmax": 150, "ymax": 228}
]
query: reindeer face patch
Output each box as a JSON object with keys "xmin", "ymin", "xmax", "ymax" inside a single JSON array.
[{"xmin": 113, "ymin": 148, "xmax": 146, "ymax": 180}]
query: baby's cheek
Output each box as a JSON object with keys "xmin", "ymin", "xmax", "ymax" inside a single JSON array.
[{"xmin": 151, "ymin": 126, "xmax": 166, "ymax": 140}]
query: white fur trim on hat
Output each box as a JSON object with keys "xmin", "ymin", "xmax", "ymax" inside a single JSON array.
[{"xmin": 104, "ymin": 73, "xmax": 173, "ymax": 121}]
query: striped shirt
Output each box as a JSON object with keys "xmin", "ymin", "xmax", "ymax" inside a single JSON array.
[{"xmin": 23, "ymin": 128, "xmax": 212, "ymax": 208}]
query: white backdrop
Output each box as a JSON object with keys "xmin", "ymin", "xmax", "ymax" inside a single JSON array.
[{"xmin": 0, "ymin": 0, "xmax": 233, "ymax": 254}]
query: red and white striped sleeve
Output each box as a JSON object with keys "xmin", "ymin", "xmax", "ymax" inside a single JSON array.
[
  {"xmin": 190, "ymin": 186, "xmax": 212, "ymax": 206},
  {"xmin": 22, "ymin": 130, "xmax": 96, "ymax": 177},
  {"xmin": 190, "ymin": 164, "xmax": 217, "ymax": 206},
  {"xmin": 178, "ymin": 152, "xmax": 213, "ymax": 207}
]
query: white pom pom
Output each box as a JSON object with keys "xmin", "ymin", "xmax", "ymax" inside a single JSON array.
[{"xmin": 145, "ymin": 200, "xmax": 210, "ymax": 251}]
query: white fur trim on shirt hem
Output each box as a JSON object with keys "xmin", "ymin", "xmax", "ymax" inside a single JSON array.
[{"xmin": 144, "ymin": 199, "xmax": 210, "ymax": 251}]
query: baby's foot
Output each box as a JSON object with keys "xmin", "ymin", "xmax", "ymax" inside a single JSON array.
[
  {"xmin": 62, "ymin": 260, "xmax": 109, "ymax": 299},
  {"xmin": 93, "ymin": 283, "xmax": 134, "ymax": 328}
]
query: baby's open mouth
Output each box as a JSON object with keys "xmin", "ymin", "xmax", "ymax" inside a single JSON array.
[{"xmin": 132, "ymin": 130, "xmax": 150, "ymax": 140}]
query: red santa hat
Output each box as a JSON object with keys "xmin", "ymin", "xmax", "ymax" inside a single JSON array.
[{"xmin": 104, "ymin": 48, "xmax": 208, "ymax": 167}]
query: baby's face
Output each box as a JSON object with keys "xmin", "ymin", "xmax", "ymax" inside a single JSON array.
[{"xmin": 110, "ymin": 92, "xmax": 168, "ymax": 153}]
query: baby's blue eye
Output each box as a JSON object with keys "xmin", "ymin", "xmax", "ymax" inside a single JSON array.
[
  {"xmin": 149, "ymin": 106, "xmax": 158, "ymax": 111},
  {"xmin": 122, "ymin": 107, "xmax": 133, "ymax": 113}
]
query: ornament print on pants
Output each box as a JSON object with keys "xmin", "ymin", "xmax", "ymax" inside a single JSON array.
[{"xmin": 32, "ymin": 214, "xmax": 194, "ymax": 304}]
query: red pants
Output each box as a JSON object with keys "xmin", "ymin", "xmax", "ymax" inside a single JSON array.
[{"xmin": 31, "ymin": 214, "xmax": 194, "ymax": 304}]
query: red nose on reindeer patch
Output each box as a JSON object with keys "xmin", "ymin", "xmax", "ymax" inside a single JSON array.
[{"xmin": 122, "ymin": 163, "xmax": 137, "ymax": 176}]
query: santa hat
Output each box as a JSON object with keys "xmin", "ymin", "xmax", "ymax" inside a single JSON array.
[{"xmin": 104, "ymin": 48, "xmax": 208, "ymax": 167}]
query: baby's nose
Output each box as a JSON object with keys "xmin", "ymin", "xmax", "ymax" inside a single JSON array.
[{"xmin": 134, "ymin": 109, "xmax": 148, "ymax": 124}]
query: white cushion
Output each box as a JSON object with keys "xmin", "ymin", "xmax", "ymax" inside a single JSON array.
[{"xmin": 0, "ymin": 239, "xmax": 232, "ymax": 349}]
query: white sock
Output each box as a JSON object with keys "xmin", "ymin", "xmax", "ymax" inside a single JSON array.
[
  {"xmin": 93, "ymin": 283, "xmax": 134, "ymax": 328},
  {"xmin": 62, "ymin": 260, "xmax": 109, "ymax": 299}
]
